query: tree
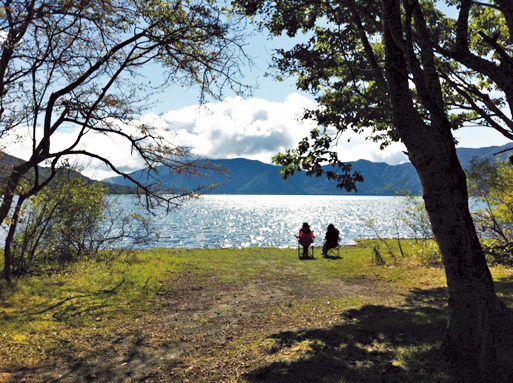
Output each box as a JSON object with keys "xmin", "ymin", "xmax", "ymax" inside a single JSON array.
[
  {"xmin": 235, "ymin": 0, "xmax": 513, "ymax": 378},
  {"xmin": 467, "ymin": 157, "xmax": 513, "ymax": 266},
  {"xmin": 0, "ymin": 0, "xmax": 249, "ymax": 282},
  {"xmin": 10, "ymin": 167, "xmax": 107, "ymax": 274}
]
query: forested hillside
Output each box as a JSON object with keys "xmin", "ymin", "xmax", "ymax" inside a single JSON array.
[
  {"xmin": 0, "ymin": 152, "xmax": 134, "ymax": 194},
  {"xmin": 103, "ymin": 144, "xmax": 512, "ymax": 195}
]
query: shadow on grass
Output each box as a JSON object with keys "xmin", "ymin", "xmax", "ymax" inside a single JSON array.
[
  {"xmin": 495, "ymin": 276, "xmax": 513, "ymax": 381},
  {"xmin": 244, "ymin": 286, "xmax": 513, "ymax": 383},
  {"xmin": 4, "ymin": 278, "xmax": 513, "ymax": 382},
  {"xmin": 322, "ymin": 255, "xmax": 343, "ymax": 260},
  {"xmin": 1, "ymin": 278, "xmax": 178, "ymax": 382},
  {"xmin": 42, "ymin": 330, "xmax": 182, "ymax": 383},
  {"xmin": 496, "ymin": 275, "xmax": 513, "ymax": 308},
  {"xmin": 33, "ymin": 277, "xmax": 126, "ymax": 316},
  {"xmin": 4, "ymin": 328, "xmax": 183, "ymax": 383}
]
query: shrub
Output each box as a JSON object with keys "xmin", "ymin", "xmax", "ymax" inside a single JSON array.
[
  {"xmin": 467, "ymin": 157, "xmax": 513, "ymax": 266},
  {"xmin": 9, "ymin": 169, "xmax": 158, "ymax": 275},
  {"xmin": 10, "ymin": 170, "xmax": 107, "ymax": 274}
]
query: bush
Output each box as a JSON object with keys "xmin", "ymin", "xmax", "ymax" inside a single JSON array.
[
  {"xmin": 9, "ymin": 169, "xmax": 158, "ymax": 275},
  {"xmin": 10, "ymin": 170, "xmax": 107, "ymax": 274},
  {"xmin": 467, "ymin": 157, "xmax": 513, "ymax": 266}
]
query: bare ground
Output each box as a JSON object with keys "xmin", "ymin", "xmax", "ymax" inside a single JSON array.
[{"xmin": 2, "ymin": 271, "xmax": 393, "ymax": 383}]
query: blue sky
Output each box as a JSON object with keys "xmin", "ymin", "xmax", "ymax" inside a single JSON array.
[
  {"xmin": 6, "ymin": 18, "xmax": 512, "ymax": 180},
  {"xmin": 112, "ymin": 25, "xmax": 510, "ymax": 177}
]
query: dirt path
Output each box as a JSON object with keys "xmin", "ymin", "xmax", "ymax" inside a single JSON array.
[{"xmin": 7, "ymin": 273, "xmax": 390, "ymax": 382}]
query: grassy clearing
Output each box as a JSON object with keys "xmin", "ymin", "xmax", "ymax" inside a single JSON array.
[
  {"xmin": 0, "ymin": 240, "xmax": 512, "ymax": 382},
  {"xmin": 0, "ymin": 250, "xmax": 174, "ymax": 369}
]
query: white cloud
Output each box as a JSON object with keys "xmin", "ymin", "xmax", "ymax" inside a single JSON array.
[
  {"xmin": 334, "ymin": 133, "xmax": 408, "ymax": 165},
  {"xmin": 4, "ymin": 123, "xmax": 149, "ymax": 180},
  {"xmin": 157, "ymin": 93, "xmax": 318, "ymax": 164},
  {"xmin": 4, "ymin": 93, "xmax": 409, "ymax": 180}
]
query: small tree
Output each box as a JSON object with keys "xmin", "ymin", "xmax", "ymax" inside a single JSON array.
[{"xmin": 467, "ymin": 157, "xmax": 513, "ymax": 266}]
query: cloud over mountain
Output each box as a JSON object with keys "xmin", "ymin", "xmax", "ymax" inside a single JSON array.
[
  {"xmin": 154, "ymin": 93, "xmax": 317, "ymax": 161},
  {"xmin": 5, "ymin": 93, "xmax": 410, "ymax": 180}
]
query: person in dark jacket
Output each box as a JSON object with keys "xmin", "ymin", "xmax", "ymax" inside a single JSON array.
[
  {"xmin": 295, "ymin": 222, "xmax": 316, "ymax": 258},
  {"xmin": 322, "ymin": 223, "xmax": 340, "ymax": 256}
]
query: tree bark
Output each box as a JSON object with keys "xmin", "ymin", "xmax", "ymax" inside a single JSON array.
[
  {"xmin": 0, "ymin": 161, "xmax": 34, "ymax": 282},
  {"xmin": 382, "ymin": 0, "xmax": 498, "ymax": 377}
]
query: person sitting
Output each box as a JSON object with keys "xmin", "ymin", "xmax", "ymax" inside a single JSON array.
[
  {"xmin": 295, "ymin": 222, "xmax": 316, "ymax": 258},
  {"xmin": 322, "ymin": 223, "xmax": 340, "ymax": 256}
]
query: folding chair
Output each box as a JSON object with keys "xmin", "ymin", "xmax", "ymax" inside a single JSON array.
[
  {"xmin": 298, "ymin": 241, "xmax": 315, "ymax": 260},
  {"xmin": 325, "ymin": 245, "xmax": 340, "ymax": 258}
]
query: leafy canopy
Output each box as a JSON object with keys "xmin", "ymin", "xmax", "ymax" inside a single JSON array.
[{"xmin": 234, "ymin": 0, "xmax": 513, "ymax": 190}]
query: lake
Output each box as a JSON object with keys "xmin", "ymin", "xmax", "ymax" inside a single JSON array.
[{"xmin": 110, "ymin": 195, "xmax": 420, "ymax": 249}]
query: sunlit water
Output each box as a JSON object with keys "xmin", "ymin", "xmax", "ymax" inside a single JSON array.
[
  {"xmin": 110, "ymin": 195, "xmax": 417, "ymax": 249},
  {"xmin": 1, "ymin": 195, "xmax": 437, "ymax": 249},
  {"xmin": 1, "ymin": 195, "xmax": 488, "ymax": 249}
]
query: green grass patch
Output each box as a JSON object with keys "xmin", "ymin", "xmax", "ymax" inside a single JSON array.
[
  {"xmin": 0, "ymin": 249, "xmax": 178, "ymax": 369},
  {"xmin": 0, "ymin": 242, "xmax": 512, "ymax": 382}
]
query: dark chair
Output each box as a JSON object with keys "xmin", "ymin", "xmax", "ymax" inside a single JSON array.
[
  {"xmin": 325, "ymin": 245, "xmax": 340, "ymax": 258},
  {"xmin": 297, "ymin": 240, "xmax": 315, "ymax": 260}
]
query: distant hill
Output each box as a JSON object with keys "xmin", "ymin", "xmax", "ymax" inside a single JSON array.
[
  {"xmin": 103, "ymin": 143, "xmax": 513, "ymax": 195},
  {"xmin": 456, "ymin": 145, "xmax": 511, "ymax": 168},
  {"xmin": 103, "ymin": 158, "xmax": 422, "ymax": 195},
  {"xmin": 4, "ymin": 144, "xmax": 510, "ymax": 196},
  {"xmin": 0, "ymin": 152, "xmax": 135, "ymax": 195}
]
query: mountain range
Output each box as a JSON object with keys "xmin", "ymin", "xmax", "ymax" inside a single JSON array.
[
  {"xmin": 2, "ymin": 144, "xmax": 510, "ymax": 196},
  {"xmin": 103, "ymin": 144, "xmax": 513, "ymax": 196},
  {"xmin": 0, "ymin": 152, "xmax": 134, "ymax": 194}
]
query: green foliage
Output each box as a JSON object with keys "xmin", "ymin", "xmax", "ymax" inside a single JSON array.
[
  {"xmin": 9, "ymin": 168, "xmax": 158, "ymax": 276},
  {"xmin": 272, "ymin": 134, "xmax": 364, "ymax": 192},
  {"xmin": 11, "ymin": 170, "xmax": 108, "ymax": 274},
  {"xmin": 235, "ymin": 0, "xmax": 512, "ymax": 189},
  {"xmin": 467, "ymin": 157, "xmax": 513, "ymax": 266}
]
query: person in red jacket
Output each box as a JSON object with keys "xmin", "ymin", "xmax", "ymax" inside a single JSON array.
[{"xmin": 295, "ymin": 222, "xmax": 316, "ymax": 258}]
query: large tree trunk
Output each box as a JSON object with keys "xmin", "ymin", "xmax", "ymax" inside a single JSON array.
[
  {"xmin": 410, "ymin": 128, "xmax": 499, "ymax": 379},
  {"xmin": 382, "ymin": 0, "xmax": 498, "ymax": 377},
  {"xmin": 411, "ymin": 130, "xmax": 498, "ymax": 374}
]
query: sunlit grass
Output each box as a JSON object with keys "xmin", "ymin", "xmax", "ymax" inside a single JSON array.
[
  {"xmin": 0, "ymin": 241, "xmax": 512, "ymax": 381},
  {"xmin": 0, "ymin": 249, "xmax": 179, "ymax": 370}
]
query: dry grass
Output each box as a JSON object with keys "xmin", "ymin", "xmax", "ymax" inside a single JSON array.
[{"xmin": 0, "ymin": 241, "xmax": 512, "ymax": 382}]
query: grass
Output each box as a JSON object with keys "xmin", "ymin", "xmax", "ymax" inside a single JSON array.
[
  {"xmin": 0, "ymin": 251, "xmax": 173, "ymax": 369},
  {"xmin": 0, "ymin": 240, "xmax": 512, "ymax": 382}
]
